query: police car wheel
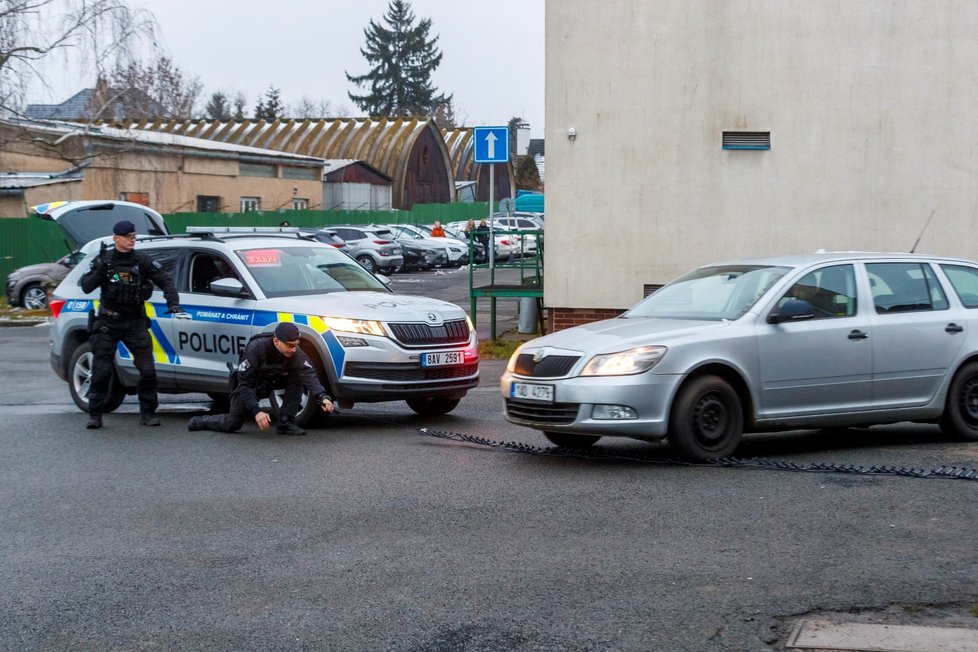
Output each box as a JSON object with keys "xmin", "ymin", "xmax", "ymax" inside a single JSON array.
[
  {"xmin": 68, "ymin": 341, "xmax": 126, "ymax": 414},
  {"xmin": 405, "ymin": 397, "xmax": 460, "ymax": 416},
  {"xmin": 267, "ymin": 348, "xmax": 331, "ymax": 428}
]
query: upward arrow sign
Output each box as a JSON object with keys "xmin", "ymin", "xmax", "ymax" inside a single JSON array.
[{"xmin": 485, "ymin": 131, "xmax": 497, "ymax": 159}]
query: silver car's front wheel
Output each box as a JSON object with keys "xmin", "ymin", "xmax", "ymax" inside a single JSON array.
[{"xmin": 667, "ymin": 375, "xmax": 743, "ymax": 461}]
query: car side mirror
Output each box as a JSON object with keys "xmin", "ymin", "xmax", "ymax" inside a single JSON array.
[
  {"xmin": 209, "ymin": 277, "xmax": 249, "ymax": 297},
  {"xmin": 768, "ymin": 299, "xmax": 816, "ymax": 324},
  {"xmin": 374, "ymin": 273, "xmax": 391, "ymax": 286}
]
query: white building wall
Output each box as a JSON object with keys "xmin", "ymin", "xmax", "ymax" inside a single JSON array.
[{"xmin": 545, "ymin": 0, "xmax": 978, "ymax": 310}]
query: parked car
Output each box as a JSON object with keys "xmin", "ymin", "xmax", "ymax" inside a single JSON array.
[
  {"xmin": 6, "ymin": 200, "xmax": 171, "ymax": 309},
  {"xmin": 384, "ymin": 224, "xmax": 453, "ymax": 269},
  {"xmin": 305, "ymin": 228, "xmax": 349, "ymax": 253},
  {"xmin": 443, "ymin": 227, "xmax": 487, "ymax": 264},
  {"xmin": 49, "ymin": 227, "xmax": 479, "ymax": 427},
  {"xmin": 445, "ymin": 221, "xmax": 522, "ymax": 260},
  {"xmin": 329, "ymin": 225, "xmax": 404, "ymax": 274},
  {"xmin": 389, "ymin": 223, "xmax": 469, "ymax": 267},
  {"xmin": 6, "ymin": 250, "xmax": 84, "ymax": 309},
  {"xmin": 502, "ymin": 252, "xmax": 978, "ymax": 461}
]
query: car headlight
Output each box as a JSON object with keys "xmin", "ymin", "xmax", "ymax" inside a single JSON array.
[
  {"xmin": 323, "ymin": 317, "xmax": 385, "ymax": 337},
  {"xmin": 505, "ymin": 344, "xmax": 525, "ymax": 373},
  {"xmin": 581, "ymin": 346, "xmax": 667, "ymax": 376},
  {"xmin": 7, "ymin": 272, "xmax": 21, "ymax": 282}
]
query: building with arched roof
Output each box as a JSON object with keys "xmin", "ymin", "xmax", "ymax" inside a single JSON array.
[
  {"xmin": 442, "ymin": 128, "xmax": 514, "ymax": 203},
  {"xmin": 101, "ymin": 117, "xmax": 455, "ymax": 209}
]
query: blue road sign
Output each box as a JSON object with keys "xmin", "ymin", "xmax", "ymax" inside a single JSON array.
[{"xmin": 473, "ymin": 126, "xmax": 509, "ymax": 163}]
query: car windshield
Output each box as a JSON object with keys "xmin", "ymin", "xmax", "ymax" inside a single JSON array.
[
  {"xmin": 236, "ymin": 245, "xmax": 387, "ymax": 297},
  {"xmin": 624, "ymin": 264, "xmax": 790, "ymax": 321}
]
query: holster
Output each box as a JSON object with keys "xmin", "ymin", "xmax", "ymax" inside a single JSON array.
[{"xmin": 87, "ymin": 309, "xmax": 97, "ymax": 333}]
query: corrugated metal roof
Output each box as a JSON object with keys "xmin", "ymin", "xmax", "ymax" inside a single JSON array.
[
  {"xmin": 102, "ymin": 118, "xmax": 453, "ymax": 208},
  {"xmin": 0, "ymin": 174, "xmax": 82, "ymax": 190},
  {"xmin": 1, "ymin": 118, "xmax": 324, "ymax": 166}
]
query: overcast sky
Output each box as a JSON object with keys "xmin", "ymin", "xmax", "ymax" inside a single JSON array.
[{"xmin": 27, "ymin": 0, "xmax": 546, "ymax": 138}]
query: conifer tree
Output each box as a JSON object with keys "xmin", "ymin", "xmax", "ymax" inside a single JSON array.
[{"xmin": 346, "ymin": 0, "xmax": 451, "ymax": 116}]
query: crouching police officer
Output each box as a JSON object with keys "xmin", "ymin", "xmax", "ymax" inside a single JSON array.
[
  {"xmin": 80, "ymin": 220, "xmax": 182, "ymax": 430},
  {"xmin": 187, "ymin": 322, "xmax": 334, "ymax": 436}
]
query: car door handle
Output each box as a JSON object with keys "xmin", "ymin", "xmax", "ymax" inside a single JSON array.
[
  {"xmin": 174, "ymin": 312, "xmax": 193, "ymax": 320},
  {"xmin": 848, "ymin": 330, "xmax": 869, "ymax": 340},
  {"xmin": 946, "ymin": 323, "xmax": 964, "ymax": 334}
]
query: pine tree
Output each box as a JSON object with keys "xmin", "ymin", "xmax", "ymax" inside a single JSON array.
[
  {"xmin": 205, "ymin": 92, "xmax": 231, "ymax": 120},
  {"xmin": 346, "ymin": 0, "xmax": 451, "ymax": 116},
  {"xmin": 254, "ymin": 85, "xmax": 283, "ymax": 120},
  {"xmin": 515, "ymin": 155, "xmax": 542, "ymax": 191}
]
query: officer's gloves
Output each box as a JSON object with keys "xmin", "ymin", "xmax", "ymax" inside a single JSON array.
[{"xmin": 166, "ymin": 305, "xmax": 187, "ymax": 315}]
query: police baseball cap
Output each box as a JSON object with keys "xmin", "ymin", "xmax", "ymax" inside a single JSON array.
[
  {"xmin": 274, "ymin": 322, "xmax": 300, "ymax": 342},
  {"xmin": 112, "ymin": 220, "xmax": 136, "ymax": 235}
]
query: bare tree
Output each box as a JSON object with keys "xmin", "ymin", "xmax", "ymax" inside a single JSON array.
[
  {"xmin": 0, "ymin": 0, "xmax": 157, "ymax": 118},
  {"xmin": 108, "ymin": 55, "xmax": 201, "ymax": 119},
  {"xmin": 289, "ymin": 96, "xmax": 345, "ymax": 119}
]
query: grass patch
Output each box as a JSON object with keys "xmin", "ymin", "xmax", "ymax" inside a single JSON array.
[{"xmin": 479, "ymin": 338, "xmax": 523, "ymax": 360}]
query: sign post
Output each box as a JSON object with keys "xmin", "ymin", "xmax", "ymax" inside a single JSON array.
[{"xmin": 473, "ymin": 126, "xmax": 510, "ymax": 275}]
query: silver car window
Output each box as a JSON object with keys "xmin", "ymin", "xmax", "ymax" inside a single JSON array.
[
  {"xmin": 776, "ymin": 264, "xmax": 858, "ymax": 319},
  {"xmin": 940, "ymin": 264, "xmax": 978, "ymax": 308},
  {"xmin": 625, "ymin": 265, "xmax": 790, "ymax": 320},
  {"xmin": 236, "ymin": 245, "xmax": 387, "ymax": 297},
  {"xmin": 867, "ymin": 262, "xmax": 949, "ymax": 314}
]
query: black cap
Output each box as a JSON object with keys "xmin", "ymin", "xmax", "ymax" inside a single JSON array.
[
  {"xmin": 274, "ymin": 322, "xmax": 300, "ymax": 342},
  {"xmin": 112, "ymin": 220, "xmax": 136, "ymax": 235}
]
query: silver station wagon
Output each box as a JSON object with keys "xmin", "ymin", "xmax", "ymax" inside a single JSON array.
[{"xmin": 502, "ymin": 253, "xmax": 978, "ymax": 460}]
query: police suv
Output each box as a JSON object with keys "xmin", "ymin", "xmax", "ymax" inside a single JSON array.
[{"xmin": 49, "ymin": 227, "xmax": 480, "ymax": 427}]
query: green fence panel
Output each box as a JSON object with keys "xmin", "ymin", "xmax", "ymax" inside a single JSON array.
[{"xmin": 0, "ymin": 203, "xmax": 496, "ymax": 286}]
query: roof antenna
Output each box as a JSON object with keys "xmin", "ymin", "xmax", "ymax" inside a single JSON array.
[{"xmin": 910, "ymin": 209, "xmax": 936, "ymax": 253}]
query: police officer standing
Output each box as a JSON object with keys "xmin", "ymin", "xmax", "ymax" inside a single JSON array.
[
  {"xmin": 79, "ymin": 220, "xmax": 182, "ymax": 430},
  {"xmin": 187, "ymin": 322, "xmax": 333, "ymax": 436}
]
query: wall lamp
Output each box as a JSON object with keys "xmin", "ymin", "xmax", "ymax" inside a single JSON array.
[{"xmin": 567, "ymin": 127, "xmax": 577, "ymax": 141}]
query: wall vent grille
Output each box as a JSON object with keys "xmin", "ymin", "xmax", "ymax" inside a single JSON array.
[{"xmin": 722, "ymin": 131, "xmax": 771, "ymax": 150}]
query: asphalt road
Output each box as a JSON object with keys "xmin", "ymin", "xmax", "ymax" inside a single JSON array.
[{"xmin": 1, "ymin": 285, "xmax": 977, "ymax": 650}]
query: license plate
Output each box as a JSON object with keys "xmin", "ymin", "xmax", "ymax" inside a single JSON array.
[
  {"xmin": 510, "ymin": 382, "xmax": 554, "ymax": 403},
  {"xmin": 421, "ymin": 351, "xmax": 464, "ymax": 367}
]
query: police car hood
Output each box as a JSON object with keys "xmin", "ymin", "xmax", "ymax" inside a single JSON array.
[
  {"xmin": 272, "ymin": 291, "xmax": 468, "ymax": 322},
  {"xmin": 520, "ymin": 316, "xmax": 731, "ymax": 352}
]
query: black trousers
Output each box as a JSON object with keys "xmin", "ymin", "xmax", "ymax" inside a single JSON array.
[
  {"xmin": 89, "ymin": 316, "xmax": 156, "ymax": 416},
  {"xmin": 197, "ymin": 371, "xmax": 303, "ymax": 433}
]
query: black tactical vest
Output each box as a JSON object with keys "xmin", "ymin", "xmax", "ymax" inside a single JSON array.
[{"xmin": 102, "ymin": 252, "xmax": 150, "ymax": 308}]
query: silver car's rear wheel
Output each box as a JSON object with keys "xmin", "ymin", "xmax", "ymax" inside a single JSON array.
[
  {"xmin": 667, "ymin": 375, "xmax": 743, "ymax": 461},
  {"xmin": 940, "ymin": 361, "xmax": 978, "ymax": 441},
  {"xmin": 21, "ymin": 283, "xmax": 48, "ymax": 310}
]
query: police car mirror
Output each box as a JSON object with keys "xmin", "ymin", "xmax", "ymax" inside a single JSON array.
[
  {"xmin": 374, "ymin": 273, "xmax": 391, "ymax": 286},
  {"xmin": 209, "ymin": 277, "xmax": 248, "ymax": 297}
]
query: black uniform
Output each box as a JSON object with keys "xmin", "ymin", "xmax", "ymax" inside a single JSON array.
[
  {"xmin": 79, "ymin": 246, "xmax": 180, "ymax": 419},
  {"xmin": 194, "ymin": 333, "xmax": 330, "ymax": 433}
]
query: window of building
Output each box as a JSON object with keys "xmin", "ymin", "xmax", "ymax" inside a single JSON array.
[
  {"xmin": 240, "ymin": 162, "xmax": 276, "ymax": 178},
  {"xmin": 291, "ymin": 198, "xmax": 309, "ymax": 210},
  {"xmin": 240, "ymin": 197, "xmax": 261, "ymax": 212},
  {"xmin": 282, "ymin": 166, "xmax": 320, "ymax": 181},
  {"xmin": 722, "ymin": 131, "xmax": 771, "ymax": 150},
  {"xmin": 120, "ymin": 192, "xmax": 150, "ymax": 206},
  {"xmin": 197, "ymin": 196, "xmax": 220, "ymax": 212}
]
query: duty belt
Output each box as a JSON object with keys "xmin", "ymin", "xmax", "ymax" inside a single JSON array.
[{"xmin": 99, "ymin": 306, "xmax": 141, "ymax": 320}]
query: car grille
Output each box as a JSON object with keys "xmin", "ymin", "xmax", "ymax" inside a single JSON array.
[
  {"xmin": 513, "ymin": 354, "xmax": 580, "ymax": 378},
  {"xmin": 344, "ymin": 362, "xmax": 478, "ymax": 382},
  {"xmin": 505, "ymin": 400, "xmax": 580, "ymax": 425},
  {"xmin": 388, "ymin": 320, "xmax": 470, "ymax": 346}
]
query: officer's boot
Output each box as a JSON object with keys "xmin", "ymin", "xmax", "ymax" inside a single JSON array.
[
  {"xmin": 86, "ymin": 414, "xmax": 103, "ymax": 430},
  {"xmin": 276, "ymin": 416, "xmax": 306, "ymax": 436},
  {"xmin": 140, "ymin": 412, "xmax": 161, "ymax": 427},
  {"xmin": 187, "ymin": 416, "xmax": 208, "ymax": 432}
]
